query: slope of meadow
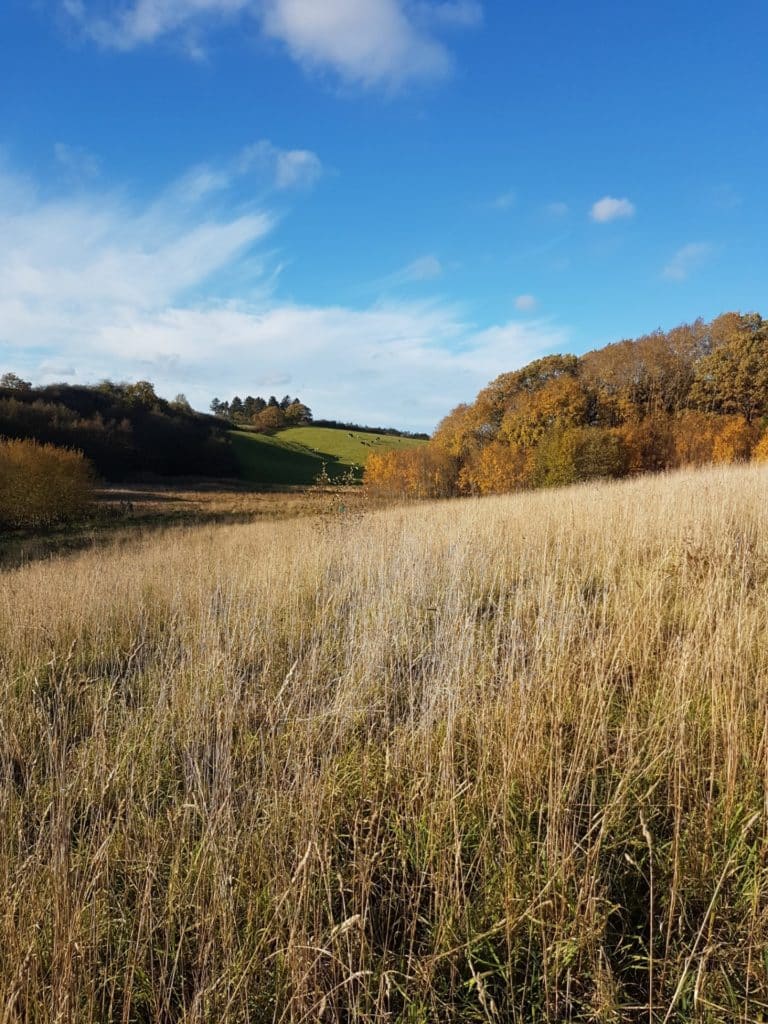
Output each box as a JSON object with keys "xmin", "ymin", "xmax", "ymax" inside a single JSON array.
[
  {"xmin": 230, "ymin": 426, "xmax": 424, "ymax": 485},
  {"xmin": 1, "ymin": 465, "xmax": 768, "ymax": 1021}
]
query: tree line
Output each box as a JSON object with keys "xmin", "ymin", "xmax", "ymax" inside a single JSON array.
[
  {"xmin": 210, "ymin": 393, "xmax": 429, "ymax": 439},
  {"xmin": 210, "ymin": 394, "xmax": 312, "ymax": 433},
  {"xmin": 0, "ymin": 375, "xmax": 236, "ymax": 480},
  {"xmin": 365, "ymin": 311, "xmax": 768, "ymax": 498}
]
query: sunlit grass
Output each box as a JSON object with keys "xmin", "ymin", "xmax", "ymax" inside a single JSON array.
[
  {"xmin": 1, "ymin": 463, "xmax": 767, "ymax": 1021},
  {"xmin": 231, "ymin": 426, "xmax": 424, "ymax": 485}
]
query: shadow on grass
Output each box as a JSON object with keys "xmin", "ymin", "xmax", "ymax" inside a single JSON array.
[
  {"xmin": 230, "ymin": 431, "xmax": 360, "ymax": 486},
  {"xmin": 0, "ymin": 510, "xmax": 262, "ymax": 570}
]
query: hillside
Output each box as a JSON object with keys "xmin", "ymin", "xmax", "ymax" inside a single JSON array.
[
  {"xmin": 3, "ymin": 463, "xmax": 768, "ymax": 1019},
  {"xmin": 0, "ymin": 379, "xmax": 235, "ymax": 479},
  {"xmin": 231, "ymin": 424, "xmax": 425, "ymax": 485}
]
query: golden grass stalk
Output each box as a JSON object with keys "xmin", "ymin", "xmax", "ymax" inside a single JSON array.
[{"xmin": 1, "ymin": 463, "xmax": 767, "ymax": 1021}]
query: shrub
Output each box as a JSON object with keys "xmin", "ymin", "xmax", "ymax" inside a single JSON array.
[{"xmin": 0, "ymin": 437, "xmax": 95, "ymax": 529}]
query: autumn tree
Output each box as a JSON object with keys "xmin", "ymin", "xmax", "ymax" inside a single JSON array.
[
  {"xmin": 432, "ymin": 403, "xmax": 482, "ymax": 459},
  {"xmin": 284, "ymin": 401, "xmax": 312, "ymax": 424},
  {"xmin": 752, "ymin": 432, "xmax": 768, "ymax": 462},
  {"xmin": 0, "ymin": 437, "xmax": 95, "ymax": 529},
  {"xmin": 712, "ymin": 416, "xmax": 758, "ymax": 463},
  {"xmin": 498, "ymin": 375, "xmax": 591, "ymax": 448},
  {"xmin": 533, "ymin": 427, "xmax": 628, "ymax": 488},
  {"xmin": 473, "ymin": 355, "xmax": 580, "ymax": 434},
  {"xmin": 670, "ymin": 411, "xmax": 721, "ymax": 467},
  {"xmin": 469, "ymin": 440, "xmax": 532, "ymax": 495},
  {"xmin": 253, "ymin": 405, "xmax": 286, "ymax": 433},
  {"xmin": 617, "ymin": 413, "xmax": 674, "ymax": 473},
  {"xmin": 690, "ymin": 313, "xmax": 768, "ymax": 422},
  {"xmin": 364, "ymin": 447, "xmax": 458, "ymax": 500}
]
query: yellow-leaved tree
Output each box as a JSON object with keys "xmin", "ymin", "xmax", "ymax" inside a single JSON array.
[{"xmin": 0, "ymin": 437, "xmax": 95, "ymax": 529}]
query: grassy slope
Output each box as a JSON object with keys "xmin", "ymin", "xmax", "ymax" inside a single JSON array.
[
  {"xmin": 230, "ymin": 425, "xmax": 424, "ymax": 485},
  {"xmin": 3, "ymin": 464, "xmax": 768, "ymax": 1019}
]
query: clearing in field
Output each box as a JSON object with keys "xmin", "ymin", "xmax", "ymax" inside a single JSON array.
[
  {"xmin": 230, "ymin": 425, "xmax": 425, "ymax": 484},
  {"xmin": 2, "ymin": 464, "xmax": 768, "ymax": 1021}
]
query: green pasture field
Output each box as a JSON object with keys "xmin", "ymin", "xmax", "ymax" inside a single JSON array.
[{"xmin": 230, "ymin": 425, "xmax": 425, "ymax": 485}]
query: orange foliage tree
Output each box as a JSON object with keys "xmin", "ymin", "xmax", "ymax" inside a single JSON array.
[
  {"xmin": 464, "ymin": 441, "xmax": 532, "ymax": 496},
  {"xmin": 364, "ymin": 447, "xmax": 458, "ymax": 500},
  {"xmin": 752, "ymin": 431, "xmax": 768, "ymax": 462},
  {"xmin": 712, "ymin": 416, "xmax": 759, "ymax": 463},
  {"xmin": 367, "ymin": 311, "xmax": 768, "ymax": 504}
]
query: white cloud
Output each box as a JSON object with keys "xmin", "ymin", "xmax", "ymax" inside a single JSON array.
[
  {"xmin": 662, "ymin": 242, "xmax": 713, "ymax": 281},
  {"xmin": 69, "ymin": 0, "xmax": 252, "ymax": 50},
  {"xmin": 64, "ymin": 0, "xmax": 482, "ymax": 88},
  {"xmin": 514, "ymin": 294, "xmax": 537, "ymax": 312},
  {"xmin": 0, "ymin": 159, "xmax": 567, "ymax": 430},
  {"xmin": 168, "ymin": 140, "xmax": 323, "ymax": 205},
  {"xmin": 590, "ymin": 196, "xmax": 635, "ymax": 223},
  {"xmin": 261, "ymin": 0, "xmax": 451, "ymax": 88},
  {"xmin": 239, "ymin": 140, "xmax": 323, "ymax": 190},
  {"xmin": 0, "ymin": 163, "xmax": 273, "ymax": 323}
]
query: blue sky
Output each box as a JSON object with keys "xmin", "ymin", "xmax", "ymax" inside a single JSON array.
[{"xmin": 1, "ymin": 0, "xmax": 766, "ymax": 430}]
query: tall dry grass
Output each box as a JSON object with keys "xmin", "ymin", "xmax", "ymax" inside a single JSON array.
[{"xmin": 1, "ymin": 464, "xmax": 767, "ymax": 1022}]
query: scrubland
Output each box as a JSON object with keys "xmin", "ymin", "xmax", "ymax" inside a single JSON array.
[{"xmin": 1, "ymin": 464, "xmax": 768, "ymax": 1022}]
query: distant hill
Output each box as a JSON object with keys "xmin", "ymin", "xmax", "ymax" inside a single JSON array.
[
  {"xmin": 231, "ymin": 425, "xmax": 426, "ymax": 485},
  {"xmin": 0, "ymin": 379, "xmax": 235, "ymax": 480}
]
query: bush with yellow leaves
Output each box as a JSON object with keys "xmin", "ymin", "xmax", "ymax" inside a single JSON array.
[{"xmin": 0, "ymin": 437, "xmax": 95, "ymax": 529}]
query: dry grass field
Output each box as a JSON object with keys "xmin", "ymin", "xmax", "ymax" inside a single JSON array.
[
  {"xmin": 97, "ymin": 481, "xmax": 367, "ymax": 524},
  {"xmin": 0, "ymin": 483, "xmax": 366, "ymax": 570},
  {"xmin": 1, "ymin": 464, "xmax": 767, "ymax": 1022}
]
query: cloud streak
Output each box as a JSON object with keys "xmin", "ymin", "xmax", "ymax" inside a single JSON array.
[
  {"xmin": 377, "ymin": 254, "xmax": 444, "ymax": 289},
  {"xmin": 663, "ymin": 242, "xmax": 713, "ymax": 281},
  {"xmin": 64, "ymin": 0, "xmax": 482, "ymax": 88},
  {"xmin": 0, "ymin": 158, "xmax": 567, "ymax": 430}
]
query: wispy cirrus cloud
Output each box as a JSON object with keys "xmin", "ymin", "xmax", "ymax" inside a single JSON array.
[
  {"xmin": 379, "ymin": 254, "xmax": 444, "ymax": 288},
  {"xmin": 590, "ymin": 196, "xmax": 635, "ymax": 223},
  {"xmin": 238, "ymin": 140, "xmax": 323, "ymax": 190},
  {"xmin": 0, "ymin": 156, "xmax": 567, "ymax": 430},
  {"xmin": 168, "ymin": 138, "xmax": 323, "ymax": 206},
  {"xmin": 662, "ymin": 242, "xmax": 714, "ymax": 281},
  {"xmin": 63, "ymin": 0, "xmax": 483, "ymax": 89}
]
